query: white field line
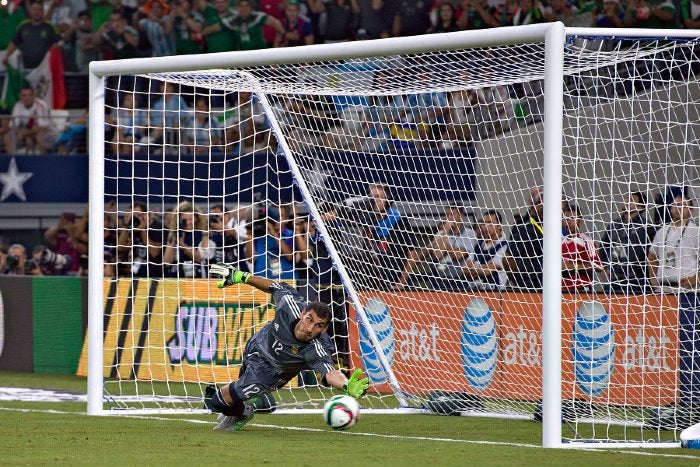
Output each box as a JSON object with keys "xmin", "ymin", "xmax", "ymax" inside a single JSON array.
[{"xmin": 1, "ymin": 407, "xmax": 698, "ymax": 460}]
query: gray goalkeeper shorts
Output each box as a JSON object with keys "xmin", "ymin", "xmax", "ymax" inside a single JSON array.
[{"xmin": 232, "ymin": 341, "xmax": 294, "ymax": 401}]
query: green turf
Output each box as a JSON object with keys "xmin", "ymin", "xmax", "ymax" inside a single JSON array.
[{"xmin": 1, "ymin": 371, "xmax": 699, "ymax": 466}]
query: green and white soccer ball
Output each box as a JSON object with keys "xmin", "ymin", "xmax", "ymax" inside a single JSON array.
[{"xmin": 323, "ymin": 395, "xmax": 360, "ymax": 430}]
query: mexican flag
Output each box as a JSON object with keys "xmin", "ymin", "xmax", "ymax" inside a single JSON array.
[
  {"xmin": 0, "ymin": 51, "xmax": 26, "ymax": 111},
  {"xmin": 0, "ymin": 47, "xmax": 67, "ymax": 110},
  {"xmin": 26, "ymin": 47, "xmax": 67, "ymax": 109}
]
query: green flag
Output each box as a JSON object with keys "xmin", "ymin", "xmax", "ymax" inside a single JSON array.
[{"xmin": 0, "ymin": 60, "xmax": 27, "ymax": 111}]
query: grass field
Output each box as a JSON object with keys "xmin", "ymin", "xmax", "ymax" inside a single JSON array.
[{"xmin": 2, "ymin": 371, "xmax": 700, "ymax": 466}]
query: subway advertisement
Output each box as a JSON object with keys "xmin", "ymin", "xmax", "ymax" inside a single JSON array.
[
  {"xmin": 76, "ymin": 279, "xmax": 276, "ymax": 382},
  {"xmin": 349, "ymin": 292, "xmax": 679, "ymax": 406}
]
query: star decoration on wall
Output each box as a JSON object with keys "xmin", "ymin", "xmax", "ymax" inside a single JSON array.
[{"xmin": 0, "ymin": 158, "xmax": 33, "ymax": 202}]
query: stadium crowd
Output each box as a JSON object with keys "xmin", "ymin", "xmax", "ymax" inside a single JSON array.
[
  {"xmin": 1, "ymin": 182, "xmax": 695, "ymax": 298},
  {"xmin": 0, "ymin": 0, "xmax": 695, "ymax": 154}
]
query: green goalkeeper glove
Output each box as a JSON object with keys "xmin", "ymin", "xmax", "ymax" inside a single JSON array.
[
  {"xmin": 343, "ymin": 368, "xmax": 369, "ymax": 399},
  {"xmin": 209, "ymin": 263, "xmax": 251, "ymax": 289}
]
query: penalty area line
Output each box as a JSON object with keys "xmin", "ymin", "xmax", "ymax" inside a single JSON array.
[{"xmin": 2, "ymin": 407, "xmax": 699, "ymax": 460}]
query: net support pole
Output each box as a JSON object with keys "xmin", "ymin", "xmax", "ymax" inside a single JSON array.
[
  {"xmin": 542, "ymin": 21, "xmax": 565, "ymax": 448},
  {"xmin": 252, "ymin": 83, "xmax": 409, "ymax": 407},
  {"xmin": 87, "ymin": 68, "xmax": 106, "ymax": 416}
]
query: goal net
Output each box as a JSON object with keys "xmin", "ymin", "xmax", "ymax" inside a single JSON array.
[{"xmin": 86, "ymin": 25, "xmax": 700, "ymax": 446}]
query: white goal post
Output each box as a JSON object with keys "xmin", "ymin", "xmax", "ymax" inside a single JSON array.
[{"xmin": 87, "ymin": 23, "xmax": 700, "ymax": 448}]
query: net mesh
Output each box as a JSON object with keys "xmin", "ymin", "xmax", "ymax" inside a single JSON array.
[{"xmin": 92, "ymin": 35, "xmax": 700, "ymax": 444}]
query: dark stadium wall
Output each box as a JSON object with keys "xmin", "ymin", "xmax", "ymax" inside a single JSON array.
[
  {"xmin": 0, "ymin": 276, "xmax": 34, "ymax": 372},
  {"xmin": 0, "ymin": 276, "xmax": 85, "ymax": 374}
]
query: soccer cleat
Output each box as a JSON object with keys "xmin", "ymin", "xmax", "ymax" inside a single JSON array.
[
  {"xmin": 213, "ymin": 404, "xmax": 255, "ymax": 432},
  {"xmin": 203, "ymin": 385, "xmax": 216, "ymax": 411}
]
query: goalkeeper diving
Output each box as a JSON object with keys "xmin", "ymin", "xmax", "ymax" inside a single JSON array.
[{"xmin": 206, "ymin": 263, "xmax": 370, "ymax": 432}]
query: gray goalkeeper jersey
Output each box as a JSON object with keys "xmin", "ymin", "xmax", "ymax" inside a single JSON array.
[{"xmin": 249, "ymin": 282, "xmax": 335, "ymax": 378}]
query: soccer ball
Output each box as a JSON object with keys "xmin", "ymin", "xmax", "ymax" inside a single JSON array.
[{"xmin": 323, "ymin": 395, "xmax": 360, "ymax": 430}]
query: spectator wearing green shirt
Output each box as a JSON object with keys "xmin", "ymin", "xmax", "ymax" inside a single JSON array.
[
  {"xmin": 201, "ymin": 0, "xmax": 237, "ymax": 53},
  {"xmin": 172, "ymin": 0, "xmax": 205, "ymax": 54},
  {"xmin": 0, "ymin": 0, "xmax": 27, "ymax": 58},
  {"xmin": 90, "ymin": 0, "xmax": 114, "ymax": 31},
  {"xmin": 624, "ymin": 0, "xmax": 675, "ymax": 28},
  {"xmin": 681, "ymin": 0, "xmax": 700, "ymax": 28},
  {"xmin": 223, "ymin": 0, "xmax": 285, "ymax": 50}
]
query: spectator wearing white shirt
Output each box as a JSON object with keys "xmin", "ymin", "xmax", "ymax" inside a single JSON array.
[
  {"xmin": 394, "ymin": 204, "xmax": 478, "ymax": 290},
  {"xmin": 6, "ymin": 86, "xmax": 52, "ymax": 154},
  {"xmin": 648, "ymin": 190, "xmax": 700, "ymax": 427},
  {"xmin": 462, "ymin": 209, "xmax": 509, "ymax": 290}
]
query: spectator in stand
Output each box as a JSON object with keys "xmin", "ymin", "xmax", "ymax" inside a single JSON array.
[
  {"xmin": 71, "ymin": 205, "xmax": 89, "ymax": 256},
  {"xmin": 224, "ymin": 0, "xmax": 285, "ymax": 51},
  {"xmin": 307, "ymin": 0, "xmax": 359, "ymax": 43},
  {"xmin": 357, "ymin": 0, "xmax": 389, "ymax": 39},
  {"xmin": 117, "ymin": 201, "xmax": 165, "ymax": 277},
  {"xmin": 0, "ymin": 0, "xmax": 27, "ymax": 70},
  {"xmin": 647, "ymin": 191, "xmax": 700, "ymax": 429},
  {"xmin": 543, "ymin": 0, "xmax": 578, "ymax": 24},
  {"xmin": 394, "ymin": 204, "xmax": 478, "ymax": 291},
  {"xmin": 139, "ymin": 0, "xmax": 176, "ymax": 57},
  {"xmin": 44, "ymin": 211, "xmax": 80, "ymax": 274},
  {"xmin": 0, "ymin": 242, "xmax": 7, "ymax": 273},
  {"xmin": 163, "ymin": 200, "xmax": 215, "ymax": 278},
  {"xmin": 150, "ymin": 81, "xmax": 190, "ymax": 145},
  {"xmin": 462, "ymin": 209, "xmax": 509, "ymax": 290},
  {"xmin": 681, "ymin": 0, "xmax": 700, "ymax": 28},
  {"xmin": 561, "ymin": 203, "xmax": 603, "ymax": 292},
  {"xmin": 3, "ymin": 1, "xmax": 61, "ymax": 71},
  {"xmin": 185, "ymin": 98, "xmax": 222, "ymax": 154},
  {"xmin": 245, "ymin": 206, "xmax": 302, "ymax": 280},
  {"xmin": 458, "ymin": 0, "xmax": 498, "ymax": 29},
  {"xmin": 109, "ymin": 92, "xmax": 149, "ymax": 154},
  {"xmin": 511, "ymin": 0, "xmax": 545, "ymax": 25},
  {"xmin": 624, "ymin": 0, "xmax": 675, "ymax": 28},
  {"xmin": 63, "ymin": 10, "xmax": 100, "ymax": 72},
  {"xmin": 494, "ymin": 0, "xmax": 518, "ymax": 26},
  {"xmin": 201, "ymin": 0, "xmax": 237, "ymax": 53},
  {"xmin": 592, "ymin": 0, "xmax": 624, "ymax": 27},
  {"xmin": 172, "ymin": 0, "xmax": 205, "ymax": 55},
  {"xmin": 392, "ymin": 0, "xmax": 431, "ymax": 36},
  {"xmin": 95, "ymin": 10, "xmax": 139, "ymax": 60},
  {"xmin": 408, "ymin": 71, "xmax": 449, "ymax": 145},
  {"xmin": 6, "ymin": 86, "xmax": 52, "ymax": 154},
  {"xmin": 208, "ymin": 204, "xmax": 248, "ymax": 268},
  {"xmin": 0, "ymin": 112, "xmax": 10, "ymax": 153},
  {"xmin": 259, "ymin": 0, "xmax": 286, "ymax": 45},
  {"xmin": 54, "ymin": 108, "xmax": 88, "ymax": 154},
  {"xmin": 599, "ymin": 191, "xmax": 655, "ymax": 294},
  {"xmin": 275, "ymin": 0, "xmax": 313, "ymax": 47},
  {"xmin": 45, "ymin": 0, "xmax": 73, "ymax": 33},
  {"xmin": 3, "ymin": 243, "xmax": 27, "ymax": 275},
  {"xmin": 503, "ymin": 186, "xmax": 545, "ymax": 291},
  {"xmin": 90, "ymin": 0, "xmax": 114, "ymax": 31},
  {"xmin": 428, "ymin": 2, "xmax": 459, "ymax": 33},
  {"xmin": 235, "ymin": 90, "xmax": 270, "ymax": 150}
]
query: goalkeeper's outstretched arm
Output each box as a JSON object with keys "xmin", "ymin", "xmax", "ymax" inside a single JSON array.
[
  {"xmin": 209, "ymin": 263, "xmax": 276, "ymax": 293},
  {"xmin": 326, "ymin": 368, "xmax": 370, "ymax": 400}
]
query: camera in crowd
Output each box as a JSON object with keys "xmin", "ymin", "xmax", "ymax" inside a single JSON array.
[
  {"xmin": 6, "ymin": 254, "xmax": 20, "ymax": 270},
  {"xmin": 32, "ymin": 245, "xmax": 72, "ymax": 274}
]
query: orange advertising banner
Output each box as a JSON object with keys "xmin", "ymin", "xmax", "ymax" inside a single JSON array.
[{"xmin": 349, "ymin": 292, "xmax": 678, "ymax": 406}]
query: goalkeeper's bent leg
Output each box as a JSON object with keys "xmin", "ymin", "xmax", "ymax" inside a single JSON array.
[{"xmin": 210, "ymin": 383, "xmax": 245, "ymax": 417}]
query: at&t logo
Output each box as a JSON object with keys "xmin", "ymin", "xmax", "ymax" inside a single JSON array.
[
  {"xmin": 573, "ymin": 301, "xmax": 615, "ymax": 398},
  {"xmin": 461, "ymin": 298, "xmax": 497, "ymax": 389},
  {"xmin": 359, "ymin": 298, "xmax": 395, "ymax": 384}
]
